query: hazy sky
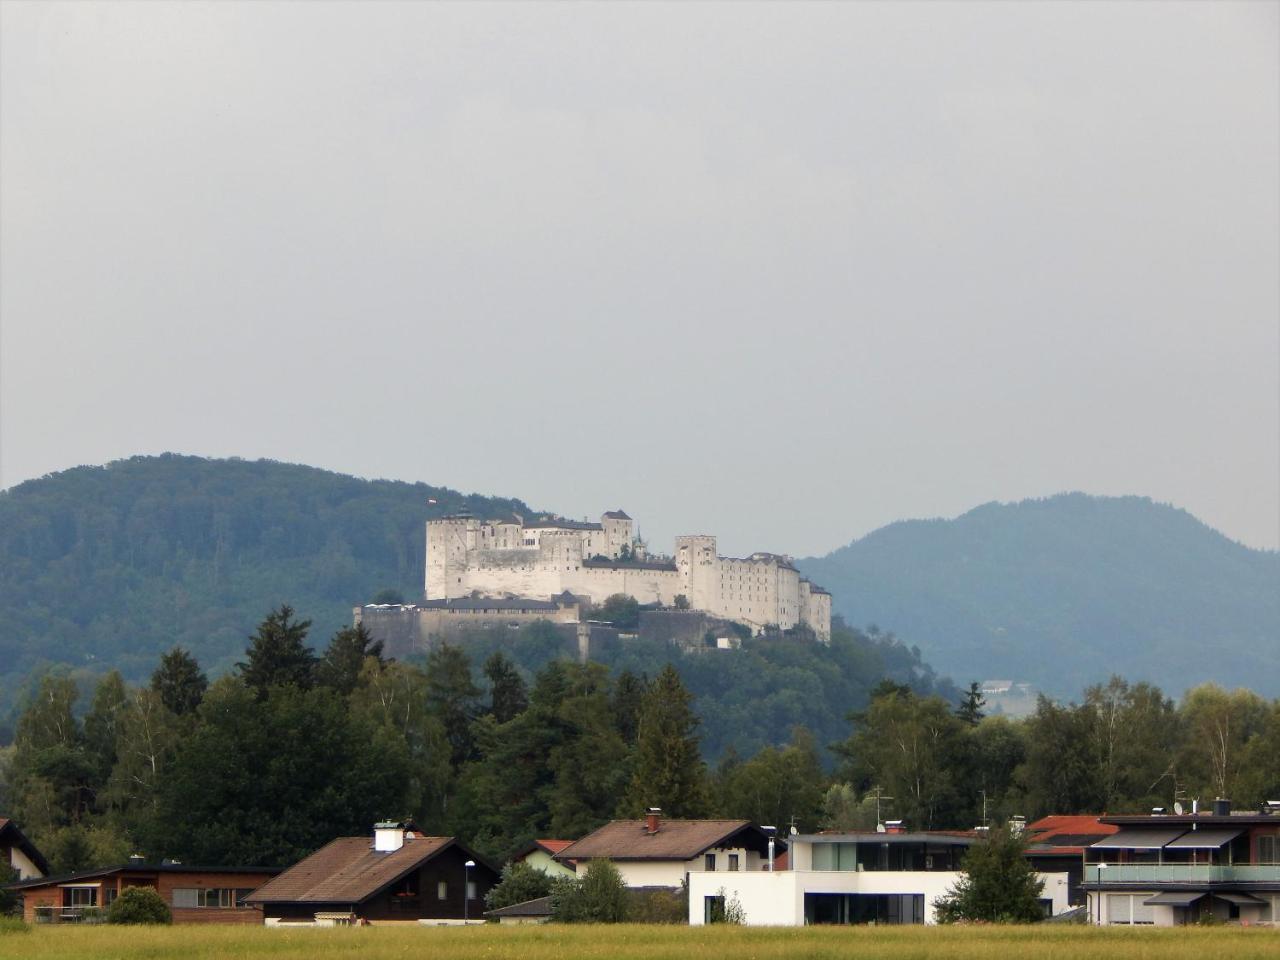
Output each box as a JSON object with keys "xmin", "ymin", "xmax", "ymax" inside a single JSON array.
[{"xmin": 2, "ymin": 2, "xmax": 1277, "ymax": 558}]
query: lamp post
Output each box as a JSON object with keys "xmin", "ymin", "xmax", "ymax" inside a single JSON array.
[
  {"xmin": 464, "ymin": 860, "xmax": 475, "ymax": 923},
  {"xmin": 1094, "ymin": 863, "xmax": 1107, "ymax": 926}
]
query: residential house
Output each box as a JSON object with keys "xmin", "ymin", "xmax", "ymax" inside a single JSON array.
[
  {"xmin": 1084, "ymin": 801, "xmax": 1280, "ymax": 926},
  {"xmin": 1024, "ymin": 815, "xmax": 1119, "ymax": 906},
  {"xmin": 553, "ymin": 810, "xmax": 780, "ymax": 888},
  {"xmin": 484, "ymin": 895, "xmax": 554, "ymax": 925},
  {"xmin": 0, "ymin": 818, "xmax": 49, "ymax": 881},
  {"xmin": 8, "ymin": 860, "xmax": 278, "ymax": 924},
  {"xmin": 513, "ymin": 839, "xmax": 577, "ymax": 879},
  {"xmin": 687, "ymin": 825, "xmax": 1072, "ymax": 926},
  {"xmin": 246, "ymin": 822, "xmax": 499, "ymax": 926}
]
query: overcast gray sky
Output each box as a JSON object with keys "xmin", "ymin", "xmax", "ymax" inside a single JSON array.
[{"xmin": 2, "ymin": 1, "xmax": 1277, "ymax": 558}]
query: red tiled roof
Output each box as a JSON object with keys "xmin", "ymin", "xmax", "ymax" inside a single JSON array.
[
  {"xmin": 534, "ymin": 839, "xmax": 574, "ymax": 855},
  {"xmin": 1025, "ymin": 815, "xmax": 1118, "ymax": 855}
]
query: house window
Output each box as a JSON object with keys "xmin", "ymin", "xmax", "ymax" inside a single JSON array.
[
  {"xmin": 437, "ymin": 881, "xmax": 448, "ymax": 901},
  {"xmin": 173, "ymin": 888, "xmax": 248, "ymax": 908},
  {"xmin": 393, "ymin": 874, "xmax": 419, "ymax": 898},
  {"xmin": 1259, "ymin": 836, "xmax": 1278, "ymax": 864},
  {"xmin": 728, "ymin": 854, "xmax": 739, "ymax": 872},
  {"xmin": 705, "ymin": 853, "xmax": 716, "ymax": 872},
  {"xmin": 62, "ymin": 886, "xmax": 98, "ymax": 908}
]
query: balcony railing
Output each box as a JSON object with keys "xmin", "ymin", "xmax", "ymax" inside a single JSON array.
[
  {"xmin": 33, "ymin": 905, "xmax": 107, "ymax": 924},
  {"xmin": 1085, "ymin": 864, "xmax": 1280, "ymax": 884}
]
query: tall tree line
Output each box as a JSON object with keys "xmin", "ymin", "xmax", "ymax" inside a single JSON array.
[{"xmin": 2, "ymin": 606, "xmax": 1277, "ymax": 874}]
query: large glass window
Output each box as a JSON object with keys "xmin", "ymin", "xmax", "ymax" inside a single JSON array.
[
  {"xmin": 1259, "ymin": 836, "xmax": 1278, "ymax": 864},
  {"xmin": 172, "ymin": 888, "xmax": 255, "ymax": 908},
  {"xmin": 62, "ymin": 886, "xmax": 98, "ymax": 907}
]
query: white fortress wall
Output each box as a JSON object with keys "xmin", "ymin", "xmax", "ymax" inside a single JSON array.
[{"xmin": 425, "ymin": 511, "xmax": 831, "ymax": 639}]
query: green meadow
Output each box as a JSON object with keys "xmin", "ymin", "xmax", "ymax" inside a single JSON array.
[{"xmin": 4, "ymin": 924, "xmax": 1279, "ymax": 960}]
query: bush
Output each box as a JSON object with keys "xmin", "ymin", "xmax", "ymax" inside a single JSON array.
[
  {"xmin": 550, "ymin": 860, "xmax": 629, "ymax": 923},
  {"xmin": 484, "ymin": 860, "xmax": 553, "ymax": 911},
  {"xmin": 934, "ymin": 829, "xmax": 1044, "ymax": 923},
  {"xmin": 628, "ymin": 884, "xmax": 687, "ymax": 924},
  {"xmin": 106, "ymin": 886, "xmax": 172, "ymax": 924}
]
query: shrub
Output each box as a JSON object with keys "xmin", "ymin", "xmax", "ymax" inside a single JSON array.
[
  {"xmin": 106, "ymin": 886, "xmax": 172, "ymax": 925},
  {"xmin": 934, "ymin": 829, "xmax": 1044, "ymax": 923},
  {"xmin": 550, "ymin": 860, "xmax": 629, "ymax": 923},
  {"xmin": 484, "ymin": 860, "xmax": 553, "ymax": 912}
]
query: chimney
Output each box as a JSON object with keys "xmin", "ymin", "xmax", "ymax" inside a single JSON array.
[
  {"xmin": 645, "ymin": 808, "xmax": 662, "ymax": 835},
  {"xmin": 1212, "ymin": 798, "xmax": 1232, "ymax": 817},
  {"xmin": 374, "ymin": 821, "xmax": 406, "ymax": 852}
]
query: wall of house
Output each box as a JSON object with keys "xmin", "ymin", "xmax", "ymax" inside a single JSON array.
[
  {"xmin": 6, "ymin": 844, "xmax": 42, "ymax": 880},
  {"xmin": 21, "ymin": 870, "xmax": 273, "ymax": 924},
  {"xmin": 688, "ymin": 869, "xmax": 1070, "ymax": 926},
  {"xmin": 521, "ymin": 849, "xmax": 576, "ymax": 880},
  {"xmin": 574, "ymin": 847, "xmax": 763, "ymax": 889}
]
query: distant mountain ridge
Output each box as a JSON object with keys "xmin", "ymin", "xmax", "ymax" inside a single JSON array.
[{"xmin": 796, "ymin": 493, "xmax": 1280, "ymax": 698}]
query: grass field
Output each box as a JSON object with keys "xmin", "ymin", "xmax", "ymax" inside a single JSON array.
[{"xmin": 3, "ymin": 924, "xmax": 1279, "ymax": 960}]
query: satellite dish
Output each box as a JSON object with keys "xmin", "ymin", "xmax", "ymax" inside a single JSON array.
[{"xmin": 1173, "ymin": 802, "xmax": 1184, "ymax": 815}]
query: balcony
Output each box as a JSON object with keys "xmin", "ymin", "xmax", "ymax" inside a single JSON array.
[
  {"xmin": 32, "ymin": 905, "xmax": 107, "ymax": 924},
  {"xmin": 1085, "ymin": 864, "xmax": 1280, "ymax": 884}
]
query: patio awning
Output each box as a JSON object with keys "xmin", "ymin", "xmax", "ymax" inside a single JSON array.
[
  {"xmin": 1089, "ymin": 828, "xmax": 1186, "ymax": 850},
  {"xmin": 1212, "ymin": 892, "xmax": 1265, "ymax": 906},
  {"xmin": 1143, "ymin": 891, "xmax": 1204, "ymax": 906},
  {"xmin": 1164, "ymin": 828, "xmax": 1243, "ymax": 849}
]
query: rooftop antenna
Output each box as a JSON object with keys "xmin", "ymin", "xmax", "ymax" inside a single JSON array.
[{"xmin": 869, "ymin": 785, "xmax": 895, "ymax": 830}]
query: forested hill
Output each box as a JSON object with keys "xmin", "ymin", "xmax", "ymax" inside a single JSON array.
[
  {"xmin": 0, "ymin": 455, "xmax": 949, "ymax": 753},
  {"xmin": 0, "ymin": 455, "xmax": 532, "ymax": 697},
  {"xmin": 797, "ymin": 493, "xmax": 1280, "ymax": 699}
]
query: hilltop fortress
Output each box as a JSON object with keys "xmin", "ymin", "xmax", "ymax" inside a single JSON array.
[{"xmin": 424, "ymin": 510, "xmax": 831, "ymax": 640}]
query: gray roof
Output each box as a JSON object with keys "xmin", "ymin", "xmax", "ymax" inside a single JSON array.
[
  {"xmin": 603, "ymin": 510, "xmax": 632, "ymax": 521},
  {"xmin": 419, "ymin": 598, "xmax": 560, "ymax": 611},
  {"xmin": 526, "ymin": 518, "xmax": 603, "ymax": 531},
  {"xmin": 484, "ymin": 895, "xmax": 554, "ymax": 918},
  {"xmin": 793, "ymin": 832, "xmax": 977, "ymax": 846}
]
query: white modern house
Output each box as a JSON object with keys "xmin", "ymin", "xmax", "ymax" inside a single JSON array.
[{"xmin": 688, "ymin": 829, "xmax": 1071, "ymax": 925}]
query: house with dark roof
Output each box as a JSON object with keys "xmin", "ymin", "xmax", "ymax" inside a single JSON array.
[
  {"xmin": 484, "ymin": 894, "xmax": 554, "ymax": 925},
  {"xmin": 246, "ymin": 822, "xmax": 499, "ymax": 926},
  {"xmin": 0, "ymin": 818, "xmax": 49, "ymax": 881},
  {"xmin": 1083, "ymin": 801, "xmax": 1280, "ymax": 926},
  {"xmin": 554, "ymin": 810, "xmax": 779, "ymax": 889},
  {"xmin": 8, "ymin": 861, "xmax": 278, "ymax": 924}
]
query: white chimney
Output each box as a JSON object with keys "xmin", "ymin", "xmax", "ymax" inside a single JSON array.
[{"xmin": 374, "ymin": 821, "xmax": 405, "ymax": 852}]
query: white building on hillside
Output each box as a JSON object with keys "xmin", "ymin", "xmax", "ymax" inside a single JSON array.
[{"xmin": 426, "ymin": 510, "xmax": 831, "ymax": 640}]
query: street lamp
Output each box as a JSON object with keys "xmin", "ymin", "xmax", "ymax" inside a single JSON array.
[
  {"xmin": 1094, "ymin": 863, "xmax": 1107, "ymax": 926},
  {"xmin": 464, "ymin": 860, "xmax": 476, "ymax": 923}
]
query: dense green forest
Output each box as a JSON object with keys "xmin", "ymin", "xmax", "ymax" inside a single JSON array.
[
  {"xmin": 0, "ymin": 456, "xmax": 946, "ymax": 753},
  {"xmin": 2, "ymin": 614, "xmax": 1276, "ymax": 876},
  {"xmin": 0, "ymin": 455, "xmax": 532, "ymax": 719},
  {"xmin": 799, "ymin": 493, "xmax": 1280, "ymax": 698}
]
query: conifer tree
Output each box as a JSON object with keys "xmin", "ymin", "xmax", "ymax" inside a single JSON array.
[
  {"xmin": 956, "ymin": 682, "xmax": 987, "ymax": 726},
  {"xmin": 150, "ymin": 648, "xmax": 208, "ymax": 716},
  {"xmin": 623, "ymin": 664, "xmax": 707, "ymax": 818},
  {"xmin": 483, "ymin": 650, "xmax": 528, "ymax": 723},
  {"xmin": 316, "ymin": 623, "xmax": 385, "ymax": 696},
  {"xmin": 424, "ymin": 643, "xmax": 480, "ymax": 767},
  {"xmin": 237, "ymin": 605, "xmax": 316, "ymax": 696}
]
